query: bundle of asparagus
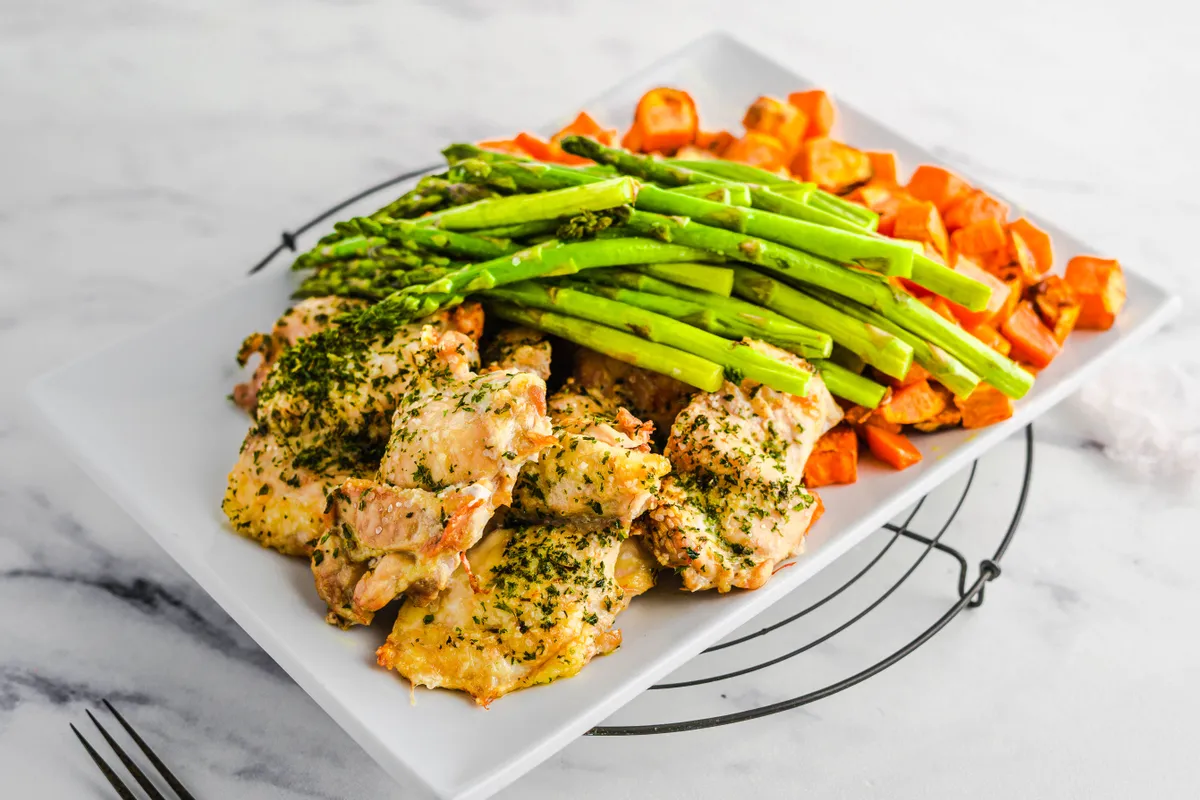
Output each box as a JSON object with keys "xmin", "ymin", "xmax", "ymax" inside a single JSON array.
[{"xmin": 287, "ymin": 136, "xmax": 1035, "ymax": 412}]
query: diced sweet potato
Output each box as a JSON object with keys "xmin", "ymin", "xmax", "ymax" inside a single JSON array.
[
  {"xmin": 954, "ymin": 384, "xmax": 1014, "ymax": 429},
  {"xmin": 1008, "ymin": 218, "xmax": 1053, "ymax": 275},
  {"xmin": 854, "ymin": 182, "xmax": 909, "ymax": 236},
  {"xmin": 863, "ymin": 426, "xmax": 923, "ymax": 470},
  {"xmin": 478, "ymin": 138, "xmax": 529, "ymax": 156},
  {"xmin": 967, "ymin": 323, "xmax": 1012, "ymax": 356},
  {"xmin": 804, "ymin": 492, "xmax": 826, "ymax": 535},
  {"xmin": 950, "ymin": 218, "xmax": 1007, "ymax": 259},
  {"xmin": 1029, "ymin": 275, "xmax": 1082, "ymax": 344},
  {"xmin": 743, "ymin": 96, "xmax": 809, "ymax": 153},
  {"xmin": 694, "ymin": 130, "xmax": 735, "ymax": 155},
  {"xmin": 948, "ymin": 256, "xmax": 1013, "ymax": 328},
  {"xmin": 843, "ymin": 402, "xmax": 901, "ymax": 434},
  {"xmin": 943, "ymin": 190, "xmax": 1010, "ymax": 231},
  {"xmin": 515, "ymin": 132, "xmax": 589, "ymax": 165},
  {"xmin": 866, "ymin": 151, "xmax": 898, "ymax": 183},
  {"xmin": 787, "ymin": 89, "xmax": 836, "ymax": 138},
  {"xmin": 880, "ymin": 379, "xmax": 949, "ymax": 425},
  {"xmin": 724, "ymin": 131, "xmax": 789, "ymax": 171},
  {"xmin": 911, "ymin": 384, "xmax": 962, "ymax": 431},
  {"xmin": 920, "ymin": 294, "xmax": 959, "ymax": 324},
  {"xmin": 631, "ymin": 88, "xmax": 699, "ymax": 153},
  {"xmin": 1001, "ymin": 301, "xmax": 1062, "ymax": 368},
  {"xmin": 793, "ymin": 137, "xmax": 872, "ymax": 194},
  {"xmin": 552, "ymin": 112, "xmax": 616, "ymax": 147},
  {"xmin": 906, "ymin": 165, "xmax": 971, "ymax": 213},
  {"xmin": 804, "ymin": 425, "xmax": 859, "ymax": 488},
  {"xmin": 889, "ymin": 362, "xmax": 932, "ymax": 389},
  {"xmin": 1064, "ymin": 256, "xmax": 1126, "ymax": 330},
  {"xmin": 620, "ymin": 122, "xmax": 644, "ymax": 152},
  {"xmin": 997, "ymin": 276, "xmax": 1023, "ymax": 324},
  {"xmin": 893, "ymin": 201, "xmax": 949, "ymax": 260}
]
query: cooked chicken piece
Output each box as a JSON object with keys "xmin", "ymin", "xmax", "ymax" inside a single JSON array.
[
  {"xmin": 481, "ymin": 326, "xmax": 552, "ymax": 381},
  {"xmin": 573, "ymin": 347, "xmax": 695, "ymax": 434},
  {"xmin": 646, "ymin": 342, "xmax": 843, "ymax": 592},
  {"xmin": 511, "ymin": 382, "xmax": 670, "ymax": 526},
  {"xmin": 313, "ymin": 478, "xmax": 495, "ymax": 626},
  {"xmin": 380, "ymin": 369, "xmax": 556, "ymax": 501},
  {"xmin": 222, "ymin": 426, "xmax": 355, "ymax": 557},
  {"xmin": 256, "ymin": 302, "xmax": 484, "ymax": 475},
  {"xmin": 223, "ymin": 304, "xmax": 483, "ymax": 557},
  {"xmin": 315, "ymin": 366, "xmax": 555, "ymax": 627},
  {"xmin": 377, "ymin": 519, "xmax": 650, "ymax": 705},
  {"xmin": 233, "ymin": 296, "xmax": 366, "ymax": 413}
]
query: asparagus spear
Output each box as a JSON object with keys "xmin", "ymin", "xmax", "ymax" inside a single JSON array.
[
  {"xmin": 409, "ymin": 236, "xmax": 714, "ymax": 297},
  {"xmin": 829, "ymin": 343, "xmax": 867, "ymax": 374},
  {"xmin": 804, "ymin": 285, "xmax": 981, "ymax": 397},
  {"xmin": 486, "ymin": 282, "xmax": 814, "ymax": 396},
  {"xmin": 812, "ymin": 359, "xmax": 887, "ymax": 408},
  {"xmin": 580, "ymin": 269, "xmax": 832, "ymax": 357},
  {"xmin": 560, "ymin": 136, "xmax": 867, "ymax": 233},
  {"xmin": 613, "ymin": 209, "xmax": 885, "ymax": 307},
  {"xmin": 731, "ymin": 267, "xmax": 914, "ymax": 380},
  {"xmin": 907, "ymin": 252, "xmax": 991, "ymax": 311},
  {"xmin": 670, "ymin": 157, "xmax": 878, "ymax": 229},
  {"xmin": 488, "ymin": 302, "xmax": 724, "ymax": 392},
  {"xmin": 632, "ymin": 263, "xmax": 735, "ymax": 296},
  {"xmin": 422, "ymin": 176, "xmax": 639, "ymax": 231},
  {"xmin": 669, "ymin": 183, "xmax": 752, "ymax": 207},
  {"xmin": 610, "ymin": 209, "xmax": 1029, "ymax": 396},
  {"xmin": 467, "ymin": 219, "xmax": 561, "ymax": 240}
]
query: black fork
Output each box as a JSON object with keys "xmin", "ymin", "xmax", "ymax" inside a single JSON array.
[{"xmin": 70, "ymin": 700, "xmax": 196, "ymax": 799}]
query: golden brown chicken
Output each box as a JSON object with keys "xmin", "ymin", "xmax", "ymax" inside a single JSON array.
[
  {"xmin": 314, "ymin": 366, "xmax": 555, "ymax": 627},
  {"xmin": 233, "ymin": 296, "xmax": 366, "ymax": 413},
  {"xmin": 572, "ymin": 348, "xmax": 695, "ymax": 434},
  {"xmin": 223, "ymin": 303, "xmax": 484, "ymax": 558},
  {"xmin": 377, "ymin": 520, "xmax": 655, "ymax": 705},
  {"xmin": 646, "ymin": 341, "xmax": 843, "ymax": 592},
  {"xmin": 511, "ymin": 382, "xmax": 670, "ymax": 527}
]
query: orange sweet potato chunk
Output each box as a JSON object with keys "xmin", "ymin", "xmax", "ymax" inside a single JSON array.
[
  {"xmin": 906, "ymin": 165, "xmax": 970, "ymax": 213},
  {"xmin": 794, "ymin": 137, "xmax": 872, "ymax": 194},
  {"xmin": 943, "ymin": 190, "xmax": 1010, "ymax": 231},
  {"xmin": 1064, "ymin": 256, "xmax": 1126, "ymax": 330},
  {"xmin": 1008, "ymin": 218, "xmax": 1053, "ymax": 275},
  {"xmin": 804, "ymin": 425, "xmax": 859, "ymax": 488},
  {"xmin": 892, "ymin": 201, "xmax": 949, "ymax": 260},
  {"xmin": 954, "ymin": 385, "xmax": 1014, "ymax": 429},
  {"xmin": 866, "ymin": 151, "xmax": 898, "ymax": 184},
  {"xmin": 724, "ymin": 131, "xmax": 790, "ymax": 171},
  {"xmin": 787, "ymin": 89, "xmax": 836, "ymax": 138}
]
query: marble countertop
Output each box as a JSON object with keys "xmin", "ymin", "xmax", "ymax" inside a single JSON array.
[{"xmin": 3, "ymin": 1, "xmax": 1199, "ymax": 797}]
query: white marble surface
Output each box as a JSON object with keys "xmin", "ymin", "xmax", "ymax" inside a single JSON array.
[{"xmin": 3, "ymin": 1, "xmax": 1199, "ymax": 797}]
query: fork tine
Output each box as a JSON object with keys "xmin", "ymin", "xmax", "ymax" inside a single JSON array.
[
  {"xmin": 102, "ymin": 700, "xmax": 197, "ymax": 800},
  {"xmin": 70, "ymin": 723, "xmax": 139, "ymax": 800},
  {"xmin": 87, "ymin": 710, "xmax": 169, "ymax": 800}
]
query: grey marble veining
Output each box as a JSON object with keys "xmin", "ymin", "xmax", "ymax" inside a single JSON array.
[{"xmin": 3, "ymin": 1, "xmax": 1199, "ymax": 798}]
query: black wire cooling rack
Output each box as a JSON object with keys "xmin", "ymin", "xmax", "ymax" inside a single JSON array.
[{"xmin": 249, "ymin": 166, "xmax": 1033, "ymax": 737}]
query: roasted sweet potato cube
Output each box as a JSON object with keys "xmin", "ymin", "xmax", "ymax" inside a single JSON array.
[
  {"xmin": 943, "ymin": 190, "xmax": 1010, "ymax": 231},
  {"xmin": 954, "ymin": 384, "xmax": 1014, "ymax": 429},
  {"xmin": 787, "ymin": 89, "xmax": 836, "ymax": 138},
  {"xmin": 880, "ymin": 379, "xmax": 949, "ymax": 425},
  {"xmin": 1008, "ymin": 218, "xmax": 1053, "ymax": 275},
  {"xmin": 950, "ymin": 218, "xmax": 1007, "ymax": 259},
  {"xmin": 854, "ymin": 182, "xmax": 909, "ymax": 236},
  {"xmin": 743, "ymin": 96, "xmax": 809, "ymax": 153},
  {"xmin": 694, "ymin": 130, "xmax": 736, "ymax": 155},
  {"xmin": 947, "ymin": 255, "xmax": 1012, "ymax": 328},
  {"xmin": 967, "ymin": 323, "xmax": 1012, "ymax": 356},
  {"xmin": 866, "ymin": 151, "xmax": 898, "ymax": 183},
  {"xmin": 804, "ymin": 425, "xmax": 859, "ymax": 488},
  {"xmin": 863, "ymin": 426, "xmax": 922, "ymax": 470},
  {"xmin": 1029, "ymin": 275, "xmax": 1082, "ymax": 344},
  {"xmin": 793, "ymin": 137, "xmax": 872, "ymax": 194},
  {"xmin": 893, "ymin": 201, "xmax": 949, "ymax": 260},
  {"xmin": 723, "ymin": 131, "xmax": 789, "ymax": 171},
  {"xmin": 1064, "ymin": 256, "xmax": 1126, "ymax": 330},
  {"xmin": 1001, "ymin": 301, "xmax": 1062, "ymax": 368},
  {"xmin": 906, "ymin": 165, "xmax": 971, "ymax": 213}
]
